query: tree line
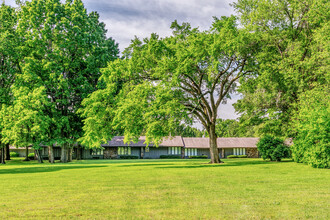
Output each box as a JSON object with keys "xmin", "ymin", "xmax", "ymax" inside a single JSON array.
[{"xmin": 0, "ymin": 0, "xmax": 328, "ymax": 167}]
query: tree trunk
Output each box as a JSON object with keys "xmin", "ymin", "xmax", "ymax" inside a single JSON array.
[
  {"xmin": 48, "ymin": 145, "xmax": 55, "ymax": 163},
  {"xmin": 209, "ymin": 124, "xmax": 222, "ymax": 164},
  {"xmin": 35, "ymin": 149, "xmax": 44, "ymax": 163},
  {"xmin": 181, "ymin": 147, "xmax": 185, "ymax": 159},
  {"xmin": 24, "ymin": 146, "xmax": 30, "ymax": 161},
  {"xmin": 60, "ymin": 144, "xmax": 68, "ymax": 163},
  {"xmin": 68, "ymin": 147, "xmax": 72, "ymax": 162},
  {"xmin": 140, "ymin": 147, "xmax": 144, "ymax": 159},
  {"xmin": 1, "ymin": 146, "xmax": 5, "ymax": 164},
  {"xmin": 5, "ymin": 144, "xmax": 10, "ymax": 160},
  {"xmin": 76, "ymin": 145, "xmax": 82, "ymax": 160}
]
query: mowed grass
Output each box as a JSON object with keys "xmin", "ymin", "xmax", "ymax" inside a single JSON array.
[{"xmin": 0, "ymin": 158, "xmax": 329, "ymax": 219}]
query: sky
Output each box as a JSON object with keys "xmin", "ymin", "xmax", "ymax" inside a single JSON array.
[{"xmin": 4, "ymin": 0, "xmax": 240, "ymax": 123}]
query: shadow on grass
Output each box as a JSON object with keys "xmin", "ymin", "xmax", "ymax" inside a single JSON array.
[
  {"xmin": 0, "ymin": 165, "xmax": 106, "ymax": 175},
  {"xmin": 119, "ymin": 163, "xmax": 175, "ymax": 167}
]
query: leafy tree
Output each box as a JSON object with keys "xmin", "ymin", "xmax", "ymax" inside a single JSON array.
[
  {"xmin": 257, "ymin": 135, "xmax": 290, "ymax": 162},
  {"xmin": 173, "ymin": 125, "xmax": 204, "ymax": 137},
  {"xmin": 0, "ymin": 3, "xmax": 18, "ymax": 164},
  {"xmin": 233, "ymin": 0, "xmax": 329, "ymax": 137},
  {"xmin": 8, "ymin": 0, "xmax": 119, "ymax": 163},
  {"xmin": 292, "ymin": 87, "xmax": 329, "ymax": 168},
  {"xmin": 80, "ymin": 16, "xmax": 257, "ymax": 163}
]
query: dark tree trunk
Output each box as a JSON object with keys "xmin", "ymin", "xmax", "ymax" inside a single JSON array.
[
  {"xmin": 23, "ymin": 146, "xmax": 30, "ymax": 161},
  {"xmin": 48, "ymin": 145, "xmax": 55, "ymax": 163},
  {"xmin": 209, "ymin": 124, "xmax": 221, "ymax": 164},
  {"xmin": 1, "ymin": 146, "xmax": 5, "ymax": 164},
  {"xmin": 76, "ymin": 145, "xmax": 82, "ymax": 160},
  {"xmin": 60, "ymin": 145, "xmax": 68, "ymax": 163},
  {"xmin": 5, "ymin": 144, "xmax": 10, "ymax": 160},
  {"xmin": 68, "ymin": 148, "xmax": 72, "ymax": 162},
  {"xmin": 35, "ymin": 149, "xmax": 44, "ymax": 163},
  {"xmin": 181, "ymin": 147, "xmax": 185, "ymax": 159}
]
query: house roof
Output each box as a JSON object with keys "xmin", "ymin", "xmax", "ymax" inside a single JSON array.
[
  {"xmin": 101, "ymin": 136, "xmax": 184, "ymax": 147},
  {"xmin": 182, "ymin": 137, "xmax": 259, "ymax": 148}
]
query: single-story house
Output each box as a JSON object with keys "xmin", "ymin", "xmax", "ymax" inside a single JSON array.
[{"xmin": 10, "ymin": 136, "xmax": 260, "ymax": 159}]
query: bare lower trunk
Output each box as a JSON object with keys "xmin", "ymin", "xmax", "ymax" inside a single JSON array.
[
  {"xmin": 48, "ymin": 145, "xmax": 55, "ymax": 163},
  {"xmin": 5, "ymin": 144, "xmax": 10, "ymax": 160},
  {"xmin": 61, "ymin": 144, "xmax": 68, "ymax": 163},
  {"xmin": 68, "ymin": 148, "xmax": 72, "ymax": 162},
  {"xmin": 209, "ymin": 125, "xmax": 221, "ymax": 164},
  {"xmin": 77, "ymin": 145, "xmax": 82, "ymax": 160},
  {"xmin": 1, "ymin": 146, "xmax": 5, "ymax": 164},
  {"xmin": 24, "ymin": 146, "xmax": 30, "ymax": 161},
  {"xmin": 35, "ymin": 149, "xmax": 44, "ymax": 163},
  {"xmin": 181, "ymin": 147, "xmax": 185, "ymax": 159},
  {"xmin": 140, "ymin": 147, "xmax": 144, "ymax": 159}
]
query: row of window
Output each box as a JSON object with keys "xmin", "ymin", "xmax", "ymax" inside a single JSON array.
[
  {"xmin": 118, "ymin": 147, "xmax": 131, "ymax": 155},
  {"xmin": 168, "ymin": 147, "xmax": 181, "ymax": 155},
  {"xmin": 233, "ymin": 148, "xmax": 246, "ymax": 155},
  {"xmin": 185, "ymin": 148, "xmax": 197, "ymax": 156}
]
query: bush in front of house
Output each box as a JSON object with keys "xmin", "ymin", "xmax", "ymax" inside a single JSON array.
[
  {"xmin": 237, "ymin": 155, "xmax": 247, "ymax": 158},
  {"xmin": 119, "ymin": 155, "xmax": 139, "ymax": 159},
  {"xmin": 189, "ymin": 155, "xmax": 208, "ymax": 159},
  {"xmin": 10, "ymin": 152, "xmax": 20, "ymax": 157},
  {"xmin": 257, "ymin": 135, "xmax": 290, "ymax": 162},
  {"xmin": 28, "ymin": 153, "xmax": 35, "ymax": 160},
  {"xmin": 160, "ymin": 155, "xmax": 181, "ymax": 159},
  {"xmin": 227, "ymin": 155, "xmax": 248, "ymax": 158}
]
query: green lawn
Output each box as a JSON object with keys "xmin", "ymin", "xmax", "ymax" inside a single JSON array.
[{"xmin": 0, "ymin": 158, "xmax": 329, "ymax": 219}]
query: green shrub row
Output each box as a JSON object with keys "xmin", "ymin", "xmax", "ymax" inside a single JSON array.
[
  {"xmin": 119, "ymin": 155, "xmax": 139, "ymax": 159},
  {"xmin": 28, "ymin": 153, "xmax": 35, "ymax": 159},
  {"xmin": 10, "ymin": 152, "xmax": 20, "ymax": 157},
  {"xmin": 227, "ymin": 155, "xmax": 247, "ymax": 158},
  {"xmin": 189, "ymin": 155, "xmax": 208, "ymax": 159},
  {"xmin": 160, "ymin": 155, "xmax": 181, "ymax": 159}
]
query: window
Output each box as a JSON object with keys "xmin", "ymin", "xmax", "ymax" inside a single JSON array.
[
  {"xmin": 185, "ymin": 148, "xmax": 197, "ymax": 157},
  {"xmin": 118, "ymin": 147, "xmax": 131, "ymax": 155},
  {"xmin": 168, "ymin": 147, "xmax": 181, "ymax": 155},
  {"xmin": 91, "ymin": 148, "xmax": 103, "ymax": 155},
  {"xmin": 233, "ymin": 148, "xmax": 245, "ymax": 155}
]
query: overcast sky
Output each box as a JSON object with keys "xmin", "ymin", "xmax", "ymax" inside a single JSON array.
[{"xmin": 4, "ymin": 0, "xmax": 240, "ymax": 123}]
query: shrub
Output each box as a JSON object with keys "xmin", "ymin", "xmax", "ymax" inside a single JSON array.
[
  {"xmin": 227, "ymin": 155, "xmax": 238, "ymax": 158},
  {"xmin": 189, "ymin": 155, "xmax": 208, "ymax": 159},
  {"xmin": 10, "ymin": 152, "xmax": 20, "ymax": 157},
  {"xmin": 257, "ymin": 135, "xmax": 290, "ymax": 162},
  {"xmin": 160, "ymin": 155, "xmax": 181, "ymax": 159},
  {"xmin": 237, "ymin": 155, "xmax": 247, "ymax": 158},
  {"xmin": 119, "ymin": 155, "xmax": 138, "ymax": 159},
  {"xmin": 28, "ymin": 153, "xmax": 35, "ymax": 160}
]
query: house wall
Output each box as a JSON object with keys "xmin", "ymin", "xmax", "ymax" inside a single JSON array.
[
  {"xmin": 224, "ymin": 148, "xmax": 233, "ymax": 158},
  {"xmin": 144, "ymin": 147, "xmax": 168, "ymax": 159},
  {"xmin": 10, "ymin": 148, "xmax": 34, "ymax": 157},
  {"xmin": 197, "ymin": 149, "xmax": 211, "ymax": 158},
  {"xmin": 131, "ymin": 148, "xmax": 141, "ymax": 158}
]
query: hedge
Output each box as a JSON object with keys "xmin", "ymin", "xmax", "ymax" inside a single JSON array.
[
  {"xmin": 227, "ymin": 155, "xmax": 247, "ymax": 158},
  {"xmin": 189, "ymin": 155, "xmax": 208, "ymax": 159},
  {"xmin": 119, "ymin": 155, "xmax": 139, "ymax": 159},
  {"xmin": 160, "ymin": 155, "xmax": 181, "ymax": 159},
  {"xmin": 10, "ymin": 152, "xmax": 20, "ymax": 157}
]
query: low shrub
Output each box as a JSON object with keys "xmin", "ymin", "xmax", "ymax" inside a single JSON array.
[
  {"xmin": 227, "ymin": 155, "xmax": 238, "ymax": 158},
  {"xmin": 28, "ymin": 153, "xmax": 35, "ymax": 160},
  {"xmin": 189, "ymin": 155, "xmax": 208, "ymax": 159},
  {"xmin": 237, "ymin": 155, "xmax": 247, "ymax": 158},
  {"xmin": 10, "ymin": 152, "xmax": 20, "ymax": 157},
  {"xmin": 119, "ymin": 155, "xmax": 139, "ymax": 159},
  {"xmin": 257, "ymin": 135, "xmax": 290, "ymax": 162},
  {"xmin": 160, "ymin": 155, "xmax": 181, "ymax": 159}
]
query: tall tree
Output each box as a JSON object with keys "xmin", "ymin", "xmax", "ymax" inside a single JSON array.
[
  {"xmin": 11, "ymin": 0, "xmax": 119, "ymax": 163},
  {"xmin": 233, "ymin": 0, "xmax": 329, "ymax": 137},
  {"xmin": 80, "ymin": 16, "xmax": 257, "ymax": 163},
  {"xmin": 0, "ymin": 3, "xmax": 18, "ymax": 164}
]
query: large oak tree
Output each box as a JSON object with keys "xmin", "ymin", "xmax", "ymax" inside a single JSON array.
[{"xmin": 80, "ymin": 16, "xmax": 257, "ymax": 163}]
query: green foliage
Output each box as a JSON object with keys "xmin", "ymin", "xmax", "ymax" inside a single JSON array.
[
  {"xmin": 160, "ymin": 155, "xmax": 181, "ymax": 159},
  {"xmin": 216, "ymin": 119, "xmax": 255, "ymax": 137},
  {"xmin": 257, "ymin": 135, "xmax": 290, "ymax": 162},
  {"xmin": 227, "ymin": 155, "xmax": 247, "ymax": 158},
  {"xmin": 292, "ymin": 88, "xmax": 330, "ymax": 168},
  {"xmin": 119, "ymin": 155, "xmax": 139, "ymax": 159},
  {"xmin": 9, "ymin": 152, "xmax": 19, "ymax": 157},
  {"xmin": 189, "ymin": 155, "xmax": 208, "ymax": 159},
  {"xmin": 233, "ymin": 0, "xmax": 330, "ymax": 137}
]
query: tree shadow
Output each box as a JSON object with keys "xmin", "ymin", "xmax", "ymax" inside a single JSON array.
[
  {"xmin": 119, "ymin": 163, "xmax": 175, "ymax": 167},
  {"xmin": 0, "ymin": 165, "xmax": 106, "ymax": 175}
]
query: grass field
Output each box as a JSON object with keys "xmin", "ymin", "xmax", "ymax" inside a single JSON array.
[{"xmin": 0, "ymin": 158, "xmax": 329, "ymax": 219}]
